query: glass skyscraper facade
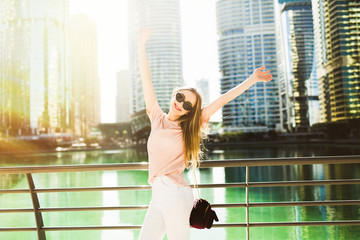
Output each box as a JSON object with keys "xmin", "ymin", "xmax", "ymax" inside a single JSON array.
[
  {"xmin": 312, "ymin": 0, "xmax": 360, "ymax": 123},
  {"xmin": 128, "ymin": 0, "xmax": 183, "ymax": 113},
  {"xmin": 69, "ymin": 14, "xmax": 101, "ymax": 137},
  {"xmin": 216, "ymin": 0, "xmax": 280, "ymax": 132},
  {"xmin": 277, "ymin": 0, "xmax": 319, "ymax": 132},
  {"xmin": 116, "ymin": 70, "xmax": 131, "ymax": 122},
  {"xmin": 0, "ymin": 0, "xmax": 70, "ymax": 135}
]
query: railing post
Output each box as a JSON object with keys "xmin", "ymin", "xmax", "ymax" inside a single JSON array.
[
  {"xmin": 246, "ymin": 166, "xmax": 250, "ymax": 240},
  {"xmin": 26, "ymin": 173, "xmax": 46, "ymax": 240}
]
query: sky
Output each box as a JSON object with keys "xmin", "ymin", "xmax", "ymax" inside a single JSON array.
[{"xmin": 70, "ymin": 0, "xmax": 220, "ymax": 123}]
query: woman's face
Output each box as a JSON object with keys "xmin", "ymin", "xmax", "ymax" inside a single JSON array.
[{"xmin": 170, "ymin": 90, "xmax": 197, "ymax": 117}]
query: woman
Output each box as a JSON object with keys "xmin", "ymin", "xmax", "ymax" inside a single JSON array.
[{"xmin": 137, "ymin": 28, "xmax": 272, "ymax": 240}]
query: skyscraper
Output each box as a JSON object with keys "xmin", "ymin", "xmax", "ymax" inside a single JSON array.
[
  {"xmin": 69, "ymin": 14, "xmax": 100, "ymax": 137},
  {"xmin": 312, "ymin": 0, "xmax": 360, "ymax": 123},
  {"xmin": 116, "ymin": 70, "xmax": 131, "ymax": 122},
  {"xmin": 276, "ymin": 0, "xmax": 319, "ymax": 132},
  {"xmin": 196, "ymin": 78, "xmax": 210, "ymax": 106},
  {"xmin": 0, "ymin": 0, "xmax": 70, "ymax": 136},
  {"xmin": 128, "ymin": 0, "xmax": 183, "ymax": 113},
  {"xmin": 216, "ymin": 0, "xmax": 280, "ymax": 132}
]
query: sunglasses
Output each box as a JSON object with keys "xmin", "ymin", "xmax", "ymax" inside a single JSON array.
[{"xmin": 175, "ymin": 92, "xmax": 193, "ymax": 111}]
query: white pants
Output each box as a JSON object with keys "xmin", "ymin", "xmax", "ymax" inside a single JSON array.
[{"xmin": 139, "ymin": 176, "xmax": 194, "ymax": 240}]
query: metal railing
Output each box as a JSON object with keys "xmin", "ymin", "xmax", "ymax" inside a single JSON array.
[{"xmin": 1, "ymin": 155, "xmax": 360, "ymax": 240}]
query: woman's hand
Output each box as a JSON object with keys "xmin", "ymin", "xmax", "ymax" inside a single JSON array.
[
  {"xmin": 137, "ymin": 27, "xmax": 152, "ymax": 46},
  {"xmin": 249, "ymin": 66, "xmax": 273, "ymax": 83}
]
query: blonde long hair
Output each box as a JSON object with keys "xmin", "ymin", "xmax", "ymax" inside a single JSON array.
[{"xmin": 175, "ymin": 87, "xmax": 204, "ymax": 169}]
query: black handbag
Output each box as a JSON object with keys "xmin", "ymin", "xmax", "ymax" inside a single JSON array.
[
  {"xmin": 190, "ymin": 198, "xmax": 219, "ymax": 229},
  {"xmin": 189, "ymin": 169, "xmax": 219, "ymax": 229}
]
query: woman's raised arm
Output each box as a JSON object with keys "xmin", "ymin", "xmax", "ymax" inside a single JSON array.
[
  {"xmin": 201, "ymin": 66, "xmax": 273, "ymax": 123},
  {"xmin": 137, "ymin": 28, "xmax": 157, "ymax": 112}
]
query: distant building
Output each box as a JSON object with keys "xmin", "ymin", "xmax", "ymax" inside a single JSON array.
[
  {"xmin": 306, "ymin": 57, "xmax": 320, "ymax": 126},
  {"xmin": 69, "ymin": 14, "xmax": 101, "ymax": 137},
  {"xmin": 0, "ymin": 0, "xmax": 70, "ymax": 136},
  {"xmin": 216, "ymin": 0, "xmax": 280, "ymax": 132},
  {"xmin": 195, "ymin": 78, "xmax": 210, "ymax": 106},
  {"xmin": 116, "ymin": 70, "xmax": 131, "ymax": 122},
  {"xmin": 312, "ymin": 0, "xmax": 360, "ymax": 123},
  {"xmin": 128, "ymin": 0, "xmax": 183, "ymax": 114},
  {"xmin": 276, "ymin": 0, "xmax": 319, "ymax": 132}
]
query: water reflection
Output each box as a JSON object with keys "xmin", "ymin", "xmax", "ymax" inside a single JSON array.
[
  {"xmin": 1, "ymin": 143, "xmax": 359, "ymax": 168},
  {"xmin": 0, "ymin": 148, "xmax": 148, "ymax": 169},
  {"xmin": 101, "ymin": 172, "xmax": 126, "ymax": 239},
  {"xmin": 1, "ymin": 144, "xmax": 360, "ymax": 239},
  {"xmin": 206, "ymin": 143, "xmax": 360, "ymax": 160},
  {"xmin": 222, "ymin": 163, "xmax": 360, "ymax": 239},
  {"xmin": 0, "ymin": 174, "xmax": 24, "ymax": 190}
]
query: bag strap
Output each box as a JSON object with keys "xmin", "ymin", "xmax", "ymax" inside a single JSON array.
[{"xmin": 192, "ymin": 167, "xmax": 201, "ymax": 199}]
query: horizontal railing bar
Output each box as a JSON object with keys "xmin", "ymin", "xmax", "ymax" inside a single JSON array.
[
  {"xmin": 193, "ymin": 183, "xmax": 246, "ymax": 188},
  {"xmin": 2, "ymin": 200, "xmax": 358, "ymax": 214},
  {"xmin": 32, "ymin": 179, "xmax": 360, "ymax": 193},
  {"xmin": 0, "ymin": 208, "xmax": 34, "ymax": 213},
  {"xmin": 250, "ymin": 220, "xmax": 360, "ymax": 227},
  {"xmin": 33, "ymin": 183, "xmax": 245, "ymax": 193},
  {"xmin": 212, "ymin": 200, "xmax": 360, "ymax": 208},
  {"xmin": 201, "ymin": 155, "xmax": 360, "ymax": 168},
  {"xmin": 48, "ymin": 221, "xmax": 360, "ymax": 231},
  {"xmin": 0, "ymin": 189, "xmax": 29, "ymax": 194},
  {"xmin": 42, "ymin": 226, "xmax": 142, "ymax": 231},
  {"xmin": 250, "ymin": 179, "xmax": 360, "ymax": 187},
  {"xmin": 250, "ymin": 200, "xmax": 360, "ymax": 207},
  {"xmin": 0, "ymin": 155, "xmax": 359, "ymax": 174},
  {"xmin": 38, "ymin": 206, "xmax": 149, "ymax": 212},
  {"xmin": 35, "ymin": 186, "xmax": 151, "ymax": 193},
  {"xmin": 2, "ymin": 179, "xmax": 358, "ymax": 194},
  {"xmin": 0, "ymin": 163, "xmax": 148, "ymax": 174},
  {"xmin": 3, "ymin": 220, "xmax": 359, "ymax": 232},
  {"xmin": 212, "ymin": 203, "xmax": 247, "ymax": 208},
  {"xmin": 0, "ymin": 227, "xmax": 37, "ymax": 232},
  {"xmin": 212, "ymin": 223, "xmax": 247, "ymax": 228}
]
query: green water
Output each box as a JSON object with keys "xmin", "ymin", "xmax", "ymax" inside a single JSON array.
[{"xmin": 1, "ymin": 143, "xmax": 360, "ymax": 239}]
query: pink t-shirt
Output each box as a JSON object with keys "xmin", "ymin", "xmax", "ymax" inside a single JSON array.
[{"xmin": 146, "ymin": 101, "xmax": 189, "ymax": 187}]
